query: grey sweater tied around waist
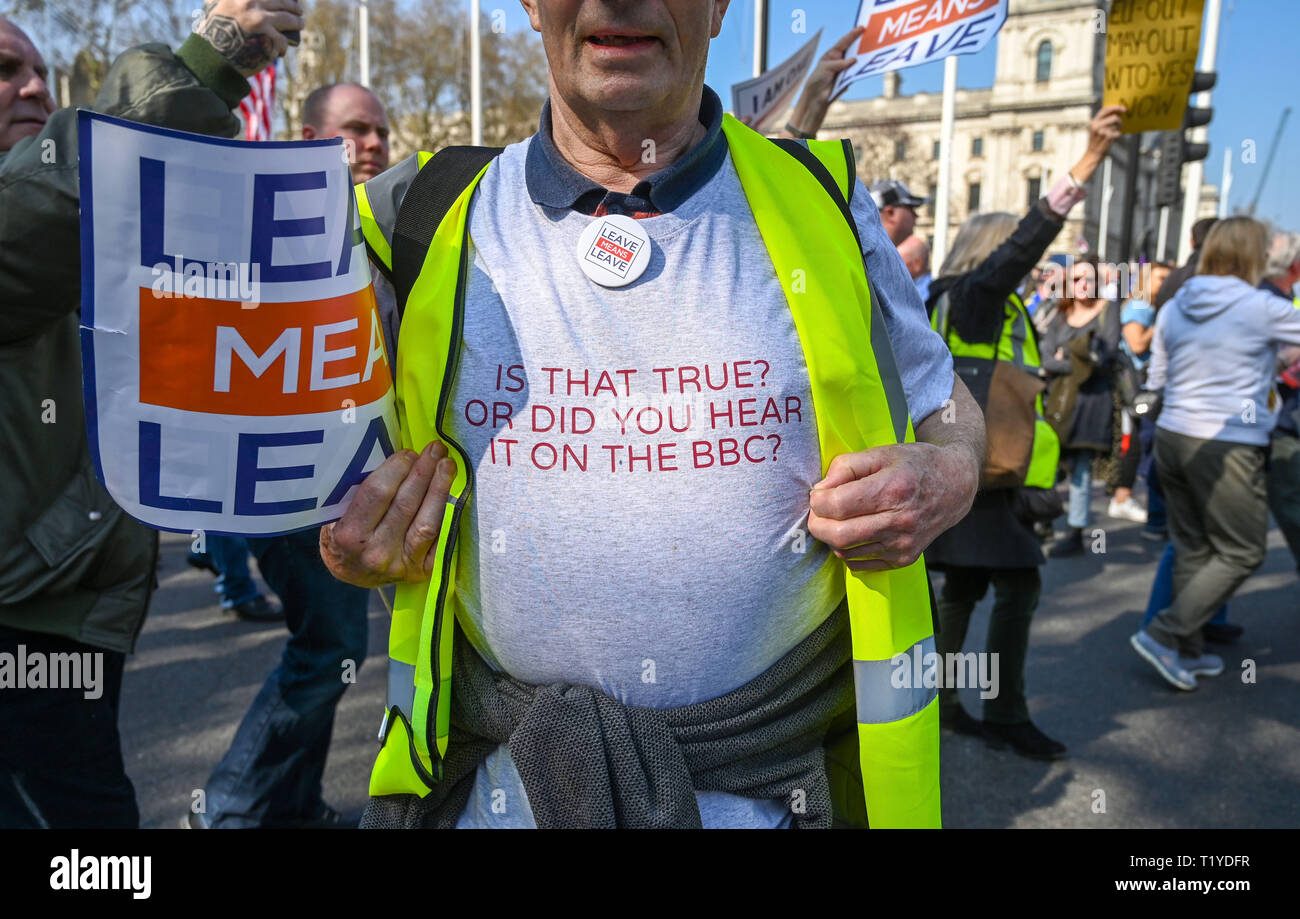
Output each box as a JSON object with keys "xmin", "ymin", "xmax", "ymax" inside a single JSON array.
[{"xmin": 360, "ymin": 602, "xmax": 855, "ymax": 829}]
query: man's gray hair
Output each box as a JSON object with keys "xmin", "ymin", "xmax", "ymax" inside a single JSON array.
[{"xmin": 1265, "ymin": 230, "xmax": 1300, "ymax": 279}]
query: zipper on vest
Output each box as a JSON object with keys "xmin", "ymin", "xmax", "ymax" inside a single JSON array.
[{"xmin": 424, "ymin": 225, "xmax": 477, "ymax": 778}]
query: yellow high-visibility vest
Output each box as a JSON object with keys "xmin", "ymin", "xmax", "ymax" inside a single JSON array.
[
  {"xmin": 931, "ymin": 290, "xmax": 1060, "ymax": 489},
  {"xmin": 355, "ymin": 116, "xmax": 942, "ymax": 827}
]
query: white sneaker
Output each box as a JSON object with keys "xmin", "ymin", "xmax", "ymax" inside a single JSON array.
[{"xmin": 1108, "ymin": 497, "xmax": 1148, "ymax": 523}]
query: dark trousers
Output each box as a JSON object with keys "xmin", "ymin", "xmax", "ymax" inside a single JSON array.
[
  {"xmin": 0, "ymin": 625, "xmax": 136, "ymax": 828},
  {"xmin": 200, "ymin": 528, "xmax": 369, "ymax": 827},
  {"xmin": 935, "ymin": 566, "xmax": 1040, "ymax": 725},
  {"xmin": 1150, "ymin": 428, "xmax": 1268, "ymax": 656},
  {"xmin": 1115, "ymin": 413, "xmax": 1142, "ymax": 491},
  {"xmin": 1267, "ymin": 433, "xmax": 1300, "ymax": 571}
]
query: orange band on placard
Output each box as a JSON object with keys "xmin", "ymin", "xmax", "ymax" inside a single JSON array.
[
  {"xmin": 138, "ymin": 285, "xmax": 391, "ymax": 416},
  {"xmin": 858, "ymin": 0, "xmax": 997, "ymax": 52}
]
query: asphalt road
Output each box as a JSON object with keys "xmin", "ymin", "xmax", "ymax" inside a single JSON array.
[{"xmin": 121, "ymin": 493, "xmax": 1300, "ymax": 829}]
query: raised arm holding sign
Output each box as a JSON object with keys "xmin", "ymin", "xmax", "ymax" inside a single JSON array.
[{"xmin": 831, "ymin": 0, "xmax": 1008, "ymax": 98}]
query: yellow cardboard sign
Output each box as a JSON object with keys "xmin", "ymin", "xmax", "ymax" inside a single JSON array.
[{"xmin": 1104, "ymin": 0, "xmax": 1206, "ymax": 133}]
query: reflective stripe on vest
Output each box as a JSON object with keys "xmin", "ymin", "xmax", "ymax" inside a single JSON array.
[
  {"xmin": 361, "ymin": 121, "xmax": 941, "ymax": 826},
  {"xmin": 932, "ymin": 290, "xmax": 1040, "ymax": 371}
]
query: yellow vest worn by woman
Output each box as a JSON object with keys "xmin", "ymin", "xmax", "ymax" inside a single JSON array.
[{"xmin": 355, "ymin": 116, "xmax": 942, "ymax": 828}]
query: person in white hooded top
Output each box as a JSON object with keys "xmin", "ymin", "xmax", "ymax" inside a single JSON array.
[{"xmin": 1132, "ymin": 217, "xmax": 1300, "ymax": 691}]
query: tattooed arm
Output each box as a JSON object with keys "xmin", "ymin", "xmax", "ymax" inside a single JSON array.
[
  {"xmin": 0, "ymin": 4, "xmax": 297, "ymax": 334},
  {"xmin": 196, "ymin": 0, "xmax": 304, "ymax": 77}
]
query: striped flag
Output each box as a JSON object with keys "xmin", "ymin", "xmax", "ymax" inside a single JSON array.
[{"xmin": 238, "ymin": 64, "xmax": 276, "ymax": 141}]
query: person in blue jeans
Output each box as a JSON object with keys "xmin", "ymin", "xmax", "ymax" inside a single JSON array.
[
  {"xmin": 1141, "ymin": 543, "xmax": 1233, "ymax": 634},
  {"xmin": 188, "ymin": 535, "xmax": 283, "ymax": 622},
  {"xmin": 189, "ymin": 528, "xmax": 371, "ymax": 827},
  {"xmin": 1139, "ymin": 415, "xmax": 1168, "ymax": 537}
]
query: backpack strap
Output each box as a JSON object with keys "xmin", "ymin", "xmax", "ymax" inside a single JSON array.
[
  {"xmin": 772, "ymin": 137, "xmax": 861, "ymax": 251},
  {"xmin": 390, "ymin": 145, "xmax": 503, "ymax": 315}
]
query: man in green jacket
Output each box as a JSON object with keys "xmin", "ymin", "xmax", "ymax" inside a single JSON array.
[{"xmin": 0, "ymin": 1, "xmax": 300, "ymax": 828}]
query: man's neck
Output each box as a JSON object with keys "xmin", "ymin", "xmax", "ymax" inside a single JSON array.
[{"xmin": 548, "ymin": 89, "xmax": 706, "ymax": 194}]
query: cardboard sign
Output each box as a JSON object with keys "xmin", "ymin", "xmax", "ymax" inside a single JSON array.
[
  {"xmin": 831, "ymin": 0, "xmax": 1008, "ymax": 98},
  {"xmin": 78, "ymin": 112, "xmax": 399, "ymax": 537},
  {"xmin": 1103, "ymin": 0, "xmax": 1207, "ymax": 133},
  {"xmin": 731, "ymin": 29, "xmax": 823, "ymax": 131}
]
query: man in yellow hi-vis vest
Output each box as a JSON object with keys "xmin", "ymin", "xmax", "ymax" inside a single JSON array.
[{"xmin": 321, "ymin": 0, "xmax": 984, "ymax": 829}]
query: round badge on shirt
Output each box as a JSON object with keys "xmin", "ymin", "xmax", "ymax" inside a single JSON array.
[{"xmin": 575, "ymin": 213, "xmax": 651, "ymax": 288}]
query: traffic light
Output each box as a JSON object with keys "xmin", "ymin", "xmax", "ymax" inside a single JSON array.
[
  {"xmin": 1154, "ymin": 71, "xmax": 1216, "ymax": 208},
  {"xmin": 1155, "ymin": 132, "xmax": 1182, "ymax": 207},
  {"xmin": 1181, "ymin": 71, "xmax": 1217, "ymax": 163}
]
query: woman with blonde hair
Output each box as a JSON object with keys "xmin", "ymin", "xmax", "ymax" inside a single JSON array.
[
  {"xmin": 1132, "ymin": 217, "xmax": 1300, "ymax": 690},
  {"xmin": 925, "ymin": 105, "xmax": 1123, "ymax": 759}
]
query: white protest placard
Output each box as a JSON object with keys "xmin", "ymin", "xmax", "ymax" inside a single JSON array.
[
  {"xmin": 731, "ymin": 29, "xmax": 823, "ymax": 131},
  {"xmin": 831, "ymin": 0, "xmax": 1008, "ymax": 98},
  {"xmin": 78, "ymin": 111, "xmax": 399, "ymax": 538}
]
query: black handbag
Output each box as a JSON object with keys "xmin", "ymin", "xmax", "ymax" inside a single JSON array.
[{"xmin": 1010, "ymin": 486, "xmax": 1065, "ymax": 526}]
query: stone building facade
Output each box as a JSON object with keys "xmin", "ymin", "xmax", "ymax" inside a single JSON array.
[{"xmin": 820, "ymin": 0, "xmax": 1209, "ymax": 265}]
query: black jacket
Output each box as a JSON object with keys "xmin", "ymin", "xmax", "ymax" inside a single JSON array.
[
  {"xmin": 1039, "ymin": 301, "xmax": 1121, "ymax": 452},
  {"xmin": 925, "ymin": 198, "xmax": 1067, "ymax": 571},
  {"xmin": 1155, "ymin": 250, "xmax": 1200, "ymax": 309}
]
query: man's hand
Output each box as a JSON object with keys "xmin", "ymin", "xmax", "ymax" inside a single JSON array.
[
  {"xmin": 808, "ymin": 443, "xmax": 978, "ymax": 571},
  {"xmin": 1070, "ymin": 104, "xmax": 1126, "ymax": 185},
  {"xmin": 196, "ymin": 0, "xmax": 304, "ymax": 77},
  {"xmin": 781, "ymin": 26, "xmax": 864, "ymax": 139},
  {"xmin": 807, "ymin": 373, "xmax": 983, "ymax": 571},
  {"xmin": 320, "ymin": 442, "xmax": 457, "ymax": 588}
]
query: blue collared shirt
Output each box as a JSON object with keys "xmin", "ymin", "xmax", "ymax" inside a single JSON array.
[{"xmin": 525, "ymin": 87, "xmax": 728, "ymax": 218}]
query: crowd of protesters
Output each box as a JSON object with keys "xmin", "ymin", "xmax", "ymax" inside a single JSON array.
[{"xmin": 1, "ymin": 7, "xmax": 1297, "ymax": 829}]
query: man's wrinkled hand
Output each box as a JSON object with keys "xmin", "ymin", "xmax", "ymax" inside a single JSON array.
[
  {"xmin": 807, "ymin": 442, "xmax": 979, "ymax": 571},
  {"xmin": 320, "ymin": 441, "xmax": 457, "ymax": 589},
  {"xmin": 197, "ymin": 0, "xmax": 304, "ymax": 77}
]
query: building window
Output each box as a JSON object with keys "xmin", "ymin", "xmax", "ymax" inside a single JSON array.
[
  {"xmin": 928, "ymin": 183, "xmax": 937, "ymax": 217},
  {"xmin": 1036, "ymin": 41, "xmax": 1053, "ymax": 83},
  {"xmin": 894, "ymin": 139, "xmax": 907, "ymax": 162},
  {"xmin": 1032, "ymin": 129, "xmax": 1045, "ymax": 152},
  {"xmin": 1027, "ymin": 176, "xmax": 1042, "ymax": 206},
  {"xmin": 968, "ymin": 182, "xmax": 981, "ymax": 213},
  {"xmin": 932, "ymin": 139, "xmax": 941, "ymax": 160},
  {"xmin": 853, "ymin": 143, "xmax": 864, "ymax": 165},
  {"xmin": 971, "ymin": 136, "xmax": 983, "ymax": 157}
]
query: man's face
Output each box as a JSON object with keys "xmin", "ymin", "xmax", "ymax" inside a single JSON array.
[
  {"xmin": 0, "ymin": 21, "xmax": 54, "ymax": 152},
  {"xmin": 521, "ymin": 0, "xmax": 729, "ymax": 119},
  {"xmin": 303, "ymin": 85, "xmax": 390, "ymax": 183},
  {"xmin": 896, "ymin": 239, "xmax": 926, "ymax": 279},
  {"xmin": 881, "ymin": 205, "xmax": 917, "ymax": 246}
]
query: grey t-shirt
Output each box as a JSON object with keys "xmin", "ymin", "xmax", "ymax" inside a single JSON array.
[{"xmin": 377, "ymin": 137, "xmax": 953, "ymax": 828}]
